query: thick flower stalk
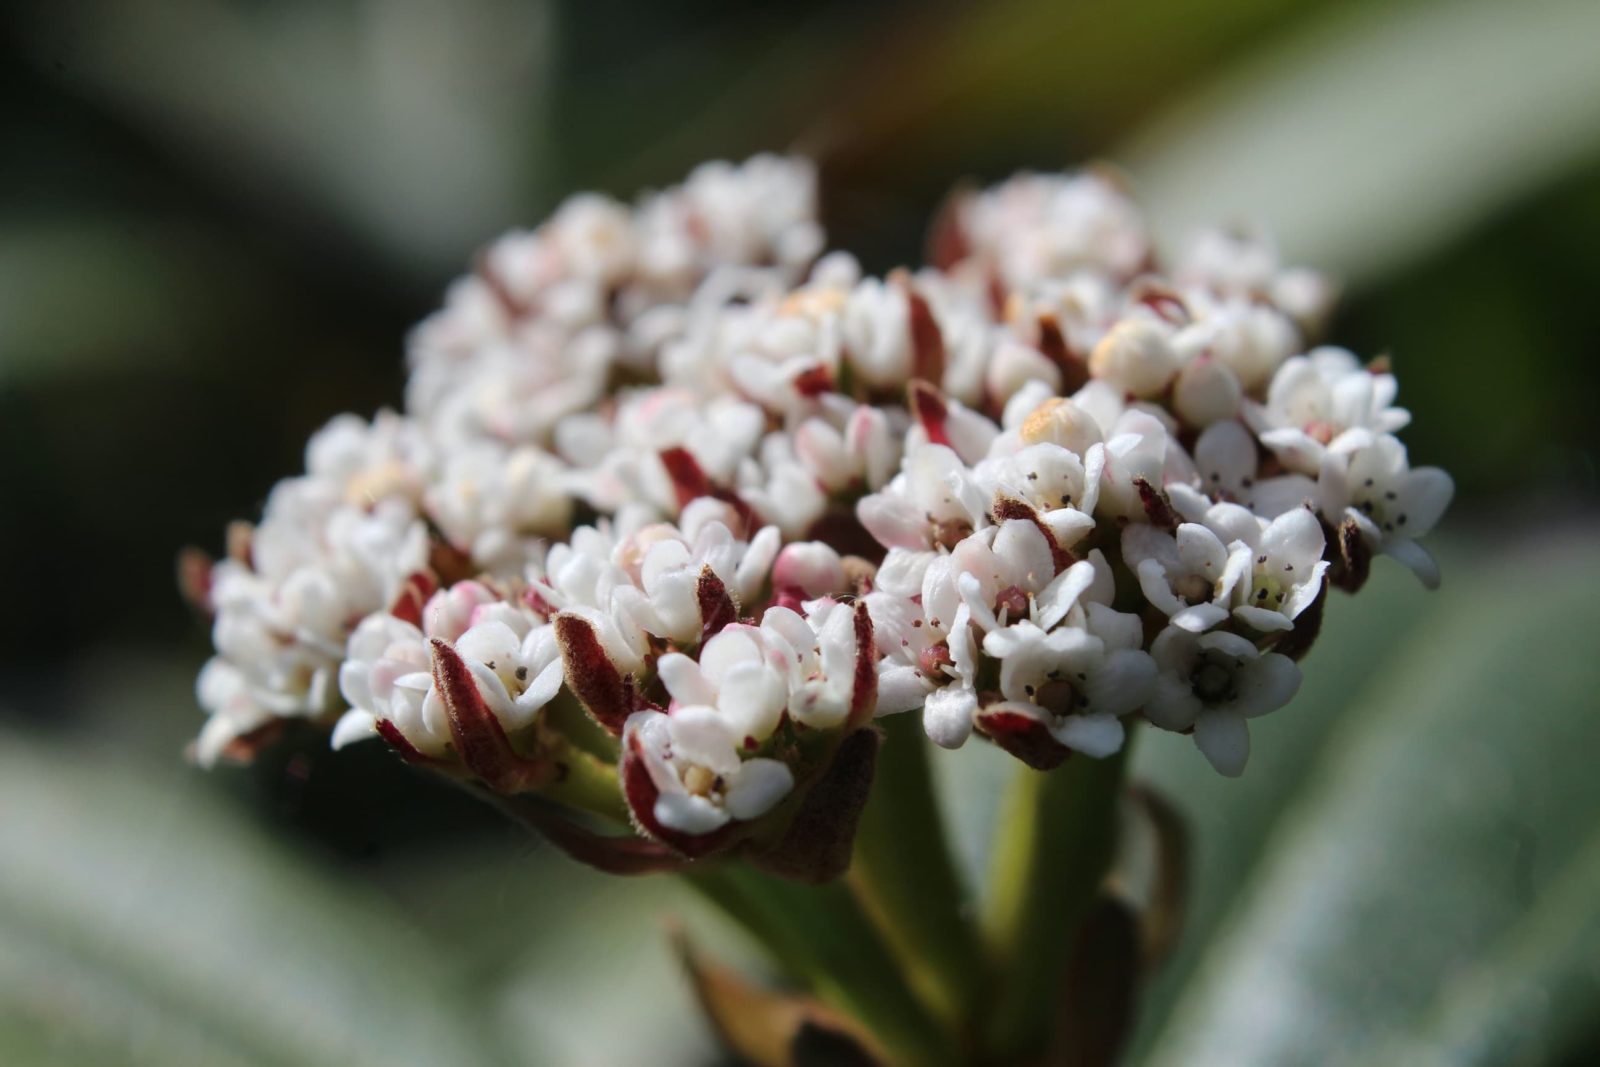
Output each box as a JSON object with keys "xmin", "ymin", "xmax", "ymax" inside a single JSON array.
[{"xmin": 183, "ymin": 155, "xmax": 1452, "ymax": 1065}]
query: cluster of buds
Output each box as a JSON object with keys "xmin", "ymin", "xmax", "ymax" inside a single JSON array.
[{"xmin": 186, "ymin": 155, "xmax": 1450, "ymax": 871}]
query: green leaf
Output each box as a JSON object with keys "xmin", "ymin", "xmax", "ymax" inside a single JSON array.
[
  {"xmin": 0, "ymin": 732, "xmax": 503, "ymax": 1067},
  {"xmin": 1135, "ymin": 534, "xmax": 1600, "ymax": 1066},
  {"xmin": 1121, "ymin": 0, "xmax": 1600, "ymax": 286}
]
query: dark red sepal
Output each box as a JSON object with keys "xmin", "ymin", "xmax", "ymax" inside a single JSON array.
[
  {"xmin": 992, "ymin": 495, "xmax": 1075, "ymax": 573},
  {"xmin": 696, "ymin": 565, "xmax": 738, "ymax": 642},
  {"xmin": 905, "ymin": 285, "xmax": 946, "ymax": 387},
  {"xmin": 553, "ymin": 613, "xmax": 635, "ymax": 735},
  {"xmin": 975, "ymin": 707, "xmax": 1071, "ymax": 771},
  {"xmin": 847, "ymin": 600, "xmax": 878, "ymax": 729},
  {"xmin": 908, "ymin": 379, "xmax": 953, "ymax": 449},
  {"xmin": 1134, "ymin": 477, "xmax": 1179, "ymax": 531},
  {"xmin": 430, "ymin": 638, "xmax": 547, "ymax": 794}
]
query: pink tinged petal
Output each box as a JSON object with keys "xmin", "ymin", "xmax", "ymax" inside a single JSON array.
[
  {"xmin": 1260, "ymin": 508, "xmax": 1325, "ymax": 570},
  {"xmin": 331, "ymin": 709, "xmax": 378, "ymax": 749},
  {"xmin": 1050, "ymin": 712, "xmax": 1125, "ymax": 758},
  {"xmin": 724, "ymin": 759, "xmax": 795, "ymax": 820},
  {"xmin": 923, "ymin": 686, "xmax": 976, "ymax": 748},
  {"xmin": 1258, "ymin": 428, "xmax": 1324, "ymax": 474},
  {"xmin": 1173, "ymin": 602, "xmax": 1229, "ymax": 633},
  {"xmin": 1084, "ymin": 649, "xmax": 1157, "ymax": 717},
  {"xmin": 1194, "ymin": 712, "xmax": 1250, "ymax": 777},
  {"xmin": 1037, "ymin": 559, "xmax": 1097, "ymax": 631},
  {"xmin": 735, "ymin": 526, "xmax": 783, "ymax": 600},
  {"xmin": 857, "ymin": 495, "xmax": 929, "ymax": 551},
  {"xmin": 1232, "ymin": 653, "xmax": 1302, "ymax": 719},
  {"xmin": 1400, "ymin": 467, "xmax": 1454, "ymax": 538},
  {"xmin": 657, "ymin": 651, "xmax": 717, "ymax": 707},
  {"xmin": 1136, "ymin": 558, "xmax": 1186, "ymax": 618},
  {"xmin": 1385, "ymin": 538, "xmax": 1442, "ymax": 589},
  {"xmin": 1146, "ymin": 675, "xmax": 1203, "ymax": 731},
  {"xmin": 1232, "ymin": 604, "xmax": 1293, "ymax": 633}
]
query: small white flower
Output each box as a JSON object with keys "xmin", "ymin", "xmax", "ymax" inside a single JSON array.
[
  {"xmin": 1089, "ymin": 318, "xmax": 1180, "ymax": 398},
  {"xmin": 625, "ymin": 708, "xmax": 794, "ymax": 836},
  {"xmin": 1147, "ymin": 627, "xmax": 1302, "ymax": 776},
  {"xmin": 1250, "ymin": 347, "xmax": 1410, "ymax": 474},
  {"xmin": 1319, "ymin": 430, "xmax": 1454, "ymax": 587},
  {"xmin": 656, "ymin": 625, "xmax": 789, "ymax": 746},
  {"xmin": 1122, "ymin": 522, "xmax": 1249, "ymax": 633},
  {"xmin": 1227, "ymin": 507, "xmax": 1330, "ymax": 632}
]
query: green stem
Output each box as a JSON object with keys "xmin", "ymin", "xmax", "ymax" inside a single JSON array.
[
  {"xmin": 850, "ymin": 714, "xmax": 987, "ymax": 1039},
  {"xmin": 981, "ymin": 741, "xmax": 1132, "ymax": 1063},
  {"xmin": 542, "ymin": 746, "xmax": 628, "ymax": 823},
  {"xmin": 686, "ymin": 863, "xmax": 958, "ymax": 1067}
]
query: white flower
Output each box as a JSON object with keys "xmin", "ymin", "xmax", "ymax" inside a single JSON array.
[
  {"xmin": 1147, "ymin": 627, "xmax": 1302, "ymax": 776},
  {"xmin": 1122, "ymin": 522, "xmax": 1249, "ymax": 633},
  {"xmin": 1319, "ymin": 431, "xmax": 1454, "ymax": 587},
  {"xmin": 625, "ymin": 708, "xmax": 794, "ymax": 836},
  {"xmin": 656, "ymin": 625, "xmax": 789, "ymax": 746},
  {"xmin": 1226, "ymin": 507, "xmax": 1330, "ymax": 632},
  {"xmin": 980, "ymin": 617, "xmax": 1156, "ymax": 757},
  {"xmin": 1250, "ymin": 347, "xmax": 1411, "ymax": 474}
]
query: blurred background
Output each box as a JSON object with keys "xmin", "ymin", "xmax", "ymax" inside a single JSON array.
[{"xmin": 3, "ymin": 0, "xmax": 1600, "ymax": 1064}]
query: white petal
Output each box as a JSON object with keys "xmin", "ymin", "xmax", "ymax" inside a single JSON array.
[
  {"xmin": 1176, "ymin": 523, "xmax": 1229, "ymax": 575},
  {"xmin": 654, "ymin": 792, "xmax": 731, "ymax": 835},
  {"xmin": 656, "ymin": 652, "xmax": 717, "ymax": 707},
  {"xmin": 667, "ymin": 706, "xmax": 740, "ymax": 772},
  {"xmin": 331, "ymin": 709, "xmax": 378, "ymax": 749},
  {"xmin": 1173, "ymin": 602, "xmax": 1229, "ymax": 633},
  {"xmin": 876, "ymin": 665, "xmax": 933, "ymax": 716},
  {"xmin": 1260, "ymin": 508, "xmax": 1325, "ymax": 570},
  {"xmin": 1050, "ymin": 713, "xmax": 1125, "ymax": 758},
  {"xmin": 1036, "ymin": 559, "xmax": 1096, "ymax": 631},
  {"xmin": 923, "ymin": 686, "xmax": 976, "ymax": 748},
  {"xmin": 718, "ymin": 661, "xmax": 787, "ymax": 742},
  {"xmin": 1146, "ymin": 674, "xmax": 1202, "ymax": 730},
  {"xmin": 1232, "ymin": 653, "xmax": 1302, "ymax": 718},
  {"xmin": 1281, "ymin": 560, "xmax": 1330, "ymax": 619},
  {"xmin": 1385, "ymin": 538, "xmax": 1442, "ymax": 589},
  {"xmin": 1137, "ymin": 558, "xmax": 1186, "ymax": 617},
  {"xmin": 1194, "ymin": 712, "xmax": 1250, "ymax": 777},
  {"xmin": 1400, "ymin": 467, "xmax": 1454, "ymax": 538},
  {"xmin": 1166, "ymin": 481, "xmax": 1212, "ymax": 522},
  {"xmin": 724, "ymin": 759, "xmax": 795, "ymax": 820},
  {"xmin": 1083, "ymin": 649, "xmax": 1156, "ymax": 717},
  {"xmin": 1232, "ymin": 605, "xmax": 1293, "ymax": 633}
]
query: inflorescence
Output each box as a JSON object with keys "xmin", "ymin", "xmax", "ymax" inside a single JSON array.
[{"xmin": 187, "ymin": 155, "xmax": 1451, "ymax": 861}]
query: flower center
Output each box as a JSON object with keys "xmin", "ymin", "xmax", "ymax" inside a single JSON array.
[
  {"xmin": 682, "ymin": 764, "xmax": 727, "ymax": 800},
  {"xmin": 1191, "ymin": 657, "xmax": 1237, "ymax": 704}
]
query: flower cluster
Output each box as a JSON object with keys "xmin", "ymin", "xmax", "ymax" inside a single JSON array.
[{"xmin": 188, "ymin": 155, "xmax": 1450, "ymax": 866}]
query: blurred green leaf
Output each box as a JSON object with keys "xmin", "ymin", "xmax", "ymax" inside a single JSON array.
[
  {"xmin": 1134, "ymin": 531, "xmax": 1600, "ymax": 1066},
  {"xmin": 1122, "ymin": 0, "xmax": 1600, "ymax": 286},
  {"xmin": 0, "ymin": 733, "xmax": 503, "ymax": 1067}
]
